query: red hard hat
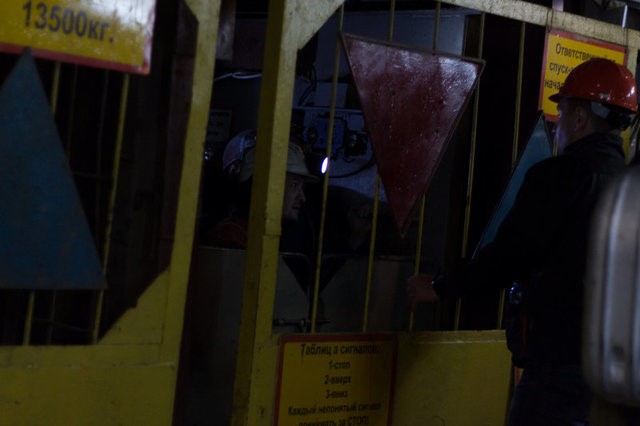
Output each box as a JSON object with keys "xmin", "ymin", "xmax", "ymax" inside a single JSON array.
[{"xmin": 549, "ymin": 58, "xmax": 638, "ymax": 113}]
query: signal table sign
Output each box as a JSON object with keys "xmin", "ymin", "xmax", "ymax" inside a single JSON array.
[
  {"xmin": 0, "ymin": 0, "xmax": 156, "ymax": 74},
  {"xmin": 539, "ymin": 28, "xmax": 626, "ymax": 121},
  {"xmin": 275, "ymin": 334, "xmax": 397, "ymax": 426}
]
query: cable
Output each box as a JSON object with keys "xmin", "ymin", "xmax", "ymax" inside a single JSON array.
[{"xmin": 214, "ymin": 71, "xmax": 262, "ymax": 82}]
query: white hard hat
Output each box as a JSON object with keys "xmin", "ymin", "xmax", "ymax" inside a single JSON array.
[{"xmin": 238, "ymin": 143, "xmax": 318, "ymax": 182}]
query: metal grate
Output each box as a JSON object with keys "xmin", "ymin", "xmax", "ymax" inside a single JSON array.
[
  {"xmin": 0, "ymin": 57, "xmax": 126, "ymax": 345},
  {"xmin": 0, "ymin": 0, "xmax": 194, "ymax": 346}
]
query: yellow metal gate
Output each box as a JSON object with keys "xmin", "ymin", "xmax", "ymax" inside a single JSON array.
[{"xmin": 1, "ymin": 0, "xmax": 639, "ymax": 425}]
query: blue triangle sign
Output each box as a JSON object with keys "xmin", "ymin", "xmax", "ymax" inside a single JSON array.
[{"xmin": 0, "ymin": 51, "xmax": 105, "ymax": 289}]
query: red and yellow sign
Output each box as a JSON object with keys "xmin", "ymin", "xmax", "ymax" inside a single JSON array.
[
  {"xmin": 539, "ymin": 29, "xmax": 626, "ymax": 121},
  {"xmin": 275, "ymin": 334, "xmax": 397, "ymax": 426},
  {"xmin": 0, "ymin": 0, "xmax": 156, "ymax": 74}
]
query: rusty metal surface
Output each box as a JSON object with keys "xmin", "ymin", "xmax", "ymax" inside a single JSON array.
[
  {"xmin": 0, "ymin": 51, "xmax": 105, "ymax": 289},
  {"xmin": 342, "ymin": 34, "xmax": 483, "ymax": 234}
]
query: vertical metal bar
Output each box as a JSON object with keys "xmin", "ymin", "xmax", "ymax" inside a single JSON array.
[
  {"xmin": 362, "ymin": 176, "xmax": 380, "ymax": 332},
  {"xmin": 43, "ymin": 61, "xmax": 63, "ymax": 344},
  {"xmin": 408, "ymin": 197, "xmax": 426, "ymax": 332},
  {"xmin": 88, "ymin": 70, "xmax": 111, "ymax": 344},
  {"xmin": 234, "ymin": 3, "xmax": 345, "ymax": 423},
  {"xmin": 455, "ymin": 12, "xmax": 485, "ymax": 331},
  {"xmin": 311, "ymin": 5, "xmax": 344, "ymax": 334},
  {"xmin": 92, "ymin": 74, "xmax": 130, "ymax": 343},
  {"xmin": 22, "ymin": 293, "xmax": 34, "ymax": 345},
  {"xmin": 410, "ymin": 0, "xmax": 441, "ymax": 332},
  {"xmin": 433, "ymin": 1, "xmax": 441, "ymax": 50},
  {"xmin": 512, "ymin": 23, "xmax": 525, "ymax": 168},
  {"xmin": 50, "ymin": 62, "xmax": 61, "ymax": 115},
  {"xmin": 413, "ymin": 199, "xmax": 426, "ymax": 274},
  {"xmin": 65, "ymin": 65, "xmax": 79, "ymax": 155},
  {"xmin": 95, "ymin": 71, "xmax": 110, "ymax": 250},
  {"xmin": 495, "ymin": 21, "xmax": 526, "ymax": 330},
  {"xmin": 362, "ymin": 0, "xmax": 396, "ymax": 333},
  {"xmin": 387, "ymin": 0, "xmax": 396, "ymax": 42}
]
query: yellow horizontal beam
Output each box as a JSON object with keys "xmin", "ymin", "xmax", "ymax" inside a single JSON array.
[
  {"xmin": 442, "ymin": 0, "xmax": 638, "ymax": 129},
  {"xmin": 443, "ymin": 0, "xmax": 640, "ymax": 48}
]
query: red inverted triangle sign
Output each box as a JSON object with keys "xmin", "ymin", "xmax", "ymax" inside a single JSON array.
[{"xmin": 342, "ymin": 34, "xmax": 483, "ymax": 235}]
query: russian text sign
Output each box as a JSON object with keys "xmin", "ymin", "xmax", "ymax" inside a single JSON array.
[
  {"xmin": 275, "ymin": 334, "xmax": 397, "ymax": 426},
  {"xmin": 539, "ymin": 29, "xmax": 626, "ymax": 121},
  {"xmin": 0, "ymin": 0, "xmax": 156, "ymax": 74}
]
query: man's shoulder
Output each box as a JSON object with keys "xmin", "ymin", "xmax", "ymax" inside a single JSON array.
[{"xmin": 530, "ymin": 138, "xmax": 624, "ymax": 177}]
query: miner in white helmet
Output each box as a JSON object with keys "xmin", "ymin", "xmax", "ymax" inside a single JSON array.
[{"xmin": 207, "ymin": 141, "xmax": 318, "ymax": 248}]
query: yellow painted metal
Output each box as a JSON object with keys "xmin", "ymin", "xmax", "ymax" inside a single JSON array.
[
  {"xmin": 408, "ymin": 0, "xmax": 443, "ymax": 333},
  {"xmin": 433, "ymin": 1, "xmax": 441, "ymax": 49},
  {"xmin": 495, "ymin": 22, "xmax": 526, "ymax": 330},
  {"xmin": 393, "ymin": 331, "xmax": 512, "ymax": 425},
  {"xmin": 0, "ymin": 360, "xmax": 177, "ymax": 425},
  {"xmin": 0, "ymin": 0, "xmax": 155, "ymax": 73},
  {"xmin": 0, "ymin": 0, "xmax": 220, "ymax": 424},
  {"xmin": 45, "ymin": 62, "xmax": 61, "ymax": 345},
  {"xmin": 364, "ymin": 0, "xmax": 398, "ymax": 333},
  {"xmin": 287, "ymin": 0, "xmax": 345, "ymax": 51},
  {"xmin": 388, "ymin": 0, "xmax": 396, "ymax": 42},
  {"xmin": 102, "ymin": 73, "xmax": 130, "ymax": 275},
  {"xmin": 363, "ymin": 175, "xmax": 380, "ymax": 332},
  {"xmin": 159, "ymin": 0, "xmax": 220, "ymax": 360},
  {"xmin": 24, "ymin": 51, "xmax": 79, "ymax": 338},
  {"xmin": 455, "ymin": 13, "xmax": 485, "ymax": 331},
  {"xmin": 50, "ymin": 62, "xmax": 61, "ymax": 114},
  {"xmin": 64, "ymin": 65, "xmax": 78, "ymax": 153},
  {"xmin": 311, "ymin": 5, "xmax": 345, "ymax": 334},
  {"xmin": 409, "ymin": 1, "xmax": 440, "ymax": 333},
  {"xmin": 440, "ymin": 0, "xmax": 639, "ymax": 73},
  {"xmin": 98, "ymin": 273, "xmax": 168, "ymax": 345},
  {"xmin": 408, "ymin": 197, "xmax": 425, "ymax": 332},
  {"xmin": 461, "ymin": 11, "xmax": 484, "ymax": 261},
  {"xmin": 93, "ymin": 73, "xmax": 129, "ymax": 343},
  {"xmin": 232, "ymin": 2, "xmax": 297, "ymax": 423},
  {"xmin": 232, "ymin": 1, "xmax": 344, "ymax": 425},
  {"xmin": 22, "ymin": 292, "xmax": 35, "ymax": 345}
]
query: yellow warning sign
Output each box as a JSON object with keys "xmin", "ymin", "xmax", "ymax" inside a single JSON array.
[
  {"xmin": 0, "ymin": 0, "xmax": 155, "ymax": 74},
  {"xmin": 539, "ymin": 29, "xmax": 626, "ymax": 121},
  {"xmin": 275, "ymin": 335, "xmax": 396, "ymax": 426}
]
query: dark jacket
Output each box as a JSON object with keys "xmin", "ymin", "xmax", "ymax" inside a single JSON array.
[{"xmin": 435, "ymin": 132, "xmax": 626, "ymax": 366}]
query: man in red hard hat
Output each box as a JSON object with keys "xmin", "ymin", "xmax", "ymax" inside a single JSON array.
[
  {"xmin": 408, "ymin": 57, "xmax": 637, "ymax": 425},
  {"xmin": 551, "ymin": 58, "xmax": 638, "ymax": 153}
]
